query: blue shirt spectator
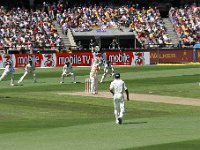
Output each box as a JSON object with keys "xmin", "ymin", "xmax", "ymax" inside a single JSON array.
[{"xmin": 193, "ymin": 42, "xmax": 200, "ymax": 48}]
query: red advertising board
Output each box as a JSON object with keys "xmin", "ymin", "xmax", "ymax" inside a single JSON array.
[
  {"xmin": 150, "ymin": 50, "xmax": 193, "ymax": 64},
  {"xmin": 104, "ymin": 51, "xmax": 134, "ymax": 65},
  {"xmin": 1, "ymin": 49, "xmax": 199, "ymax": 68},
  {"xmin": 56, "ymin": 52, "xmax": 93, "ymax": 66},
  {"xmin": 14, "ymin": 54, "xmax": 43, "ymax": 67},
  {"xmin": 0, "ymin": 51, "xmax": 150, "ymax": 68},
  {"xmin": 196, "ymin": 49, "xmax": 200, "ymax": 62}
]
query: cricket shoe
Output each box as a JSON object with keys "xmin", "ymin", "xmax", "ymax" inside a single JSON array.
[
  {"xmin": 60, "ymin": 81, "xmax": 64, "ymax": 84},
  {"xmin": 115, "ymin": 119, "xmax": 119, "ymax": 124},
  {"xmin": 118, "ymin": 118, "xmax": 122, "ymax": 125},
  {"xmin": 10, "ymin": 83, "xmax": 14, "ymax": 86},
  {"xmin": 73, "ymin": 81, "xmax": 77, "ymax": 83},
  {"xmin": 17, "ymin": 82, "xmax": 23, "ymax": 86},
  {"xmin": 17, "ymin": 81, "xmax": 24, "ymax": 86}
]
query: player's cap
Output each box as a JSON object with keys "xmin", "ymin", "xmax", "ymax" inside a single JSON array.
[{"xmin": 114, "ymin": 73, "xmax": 120, "ymax": 79}]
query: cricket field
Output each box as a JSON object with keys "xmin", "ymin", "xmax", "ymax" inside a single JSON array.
[{"xmin": 0, "ymin": 65, "xmax": 200, "ymax": 150}]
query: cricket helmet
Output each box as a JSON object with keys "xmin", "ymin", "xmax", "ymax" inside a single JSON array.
[
  {"xmin": 65, "ymin": 61, "xmax": 70, "ymax": 65},
  {"xmin": 114, "ymin": 73, "xmax": 120, "ymax": 79}
]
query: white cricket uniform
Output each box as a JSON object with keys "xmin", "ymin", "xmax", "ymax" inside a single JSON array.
[
  {"xmin": 90, "ymin": 62, "xmax": 100, "ymax": 94},
  {"xmin": 0, "ymin": 64, "xmax": 15, "ymax": 86},
  {"xmin": 110, "ymin": 79, "xmax": 128, "ymax": 122},
  {"xmin": 18, "ymin": 63, "xmax": 36, "ymax": 84},
  {"xmin": 100, "ymin": 60, "xmax": 114, "ymax": 83},
  {"xmin": 60, "ymin": 63, "xmax": 75, "ymax": 83}
]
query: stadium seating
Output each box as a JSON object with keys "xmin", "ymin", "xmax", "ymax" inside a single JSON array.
[
  {"xmin": 0, "ymin": 6, "xmax": 64, "ymax": 52},
  {"xmin": 169, "ymin": 4, "xmax": 200, "ymax": 48},
  {"xmin": 56, "ymin": 4, "xmax": 170, "ymax": 49},
  {"xmin": 0, "ymin": 0, "xmax": 199, "ymax": 52}
]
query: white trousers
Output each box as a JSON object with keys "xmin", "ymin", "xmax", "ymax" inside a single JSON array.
[
  {"xmin": 100, "ymin": 69, "xmax": 113, "ymax": 82},
  {"xmin": 18, "ymin": 71, "xmax": 36, "ymax": 83},
  {"xmin": 61, "ymin": 72, "xmax": 75, "ymax": 82},
  {"xmin": 113, "ymin": 93, "xmax": 125, "ymax": 120},
  {"xmin": 0, "ymin": 70, "xmax": 14, "ymax": 85},
  {"xmin": 90, "ymin": 75, "xmax": 98, "ymax": 94}
]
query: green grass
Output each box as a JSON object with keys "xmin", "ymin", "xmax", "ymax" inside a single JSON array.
[{"xmin": 0, "ymin": 65, "xmax": 200, "ymax": 150}]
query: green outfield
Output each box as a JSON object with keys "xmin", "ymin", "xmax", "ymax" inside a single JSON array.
[{"xmin": 0, "ymin": 65, "xmax": 200, "ymax": 150}]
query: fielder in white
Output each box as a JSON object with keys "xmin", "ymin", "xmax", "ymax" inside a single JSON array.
[
  {"xmin": 0, "ymin": 61, "xmax": 15, "ymax": 86},
  {"xmin": 100, "ymin": 59, "xmax": 114, "ymax": 83},
  {"xmin": 18, "ymin": 60, "xmax": 37, "ymax": 84},
  {"xmin": 60, "ymin": 61, "xmax": 76, "ymax": 83},
  {"xmin": 110, "ymin": 73, "xmax": 129, "ymax": 124},
  {"xmin": 90, "ymin": 57, "xmax": 100, "ymax": 94}
]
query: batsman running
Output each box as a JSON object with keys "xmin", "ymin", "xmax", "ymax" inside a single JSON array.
[
  {"xmin": 0, "ymin": 61, "xmax": 15, "ymax": 86},
  {"xmin": 60, "ymin": 61, "xmax": 76, "ymax": 83},
  {"xmin": 100, "ymin": 59, "xmax": 114, "ymax": 83},
  {"xmin": 110, "ymin": 73, "xmax": 129, "ymax": 124},
  {"xmin": 90, "ymin": 57, "xmax": 100, "ymax": 94},
  {"xmin": 17, "ymin": 59, "xmax": 37, "ymax": 84}
]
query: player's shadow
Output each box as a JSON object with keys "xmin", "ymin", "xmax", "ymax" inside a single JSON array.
[
  {"xmin": 123, "ymin": 121, "xmax": 147, "ymax": 125},
  {"xmin": 71, "ymin": 81, "xmax": 81, "ymax": 83}
]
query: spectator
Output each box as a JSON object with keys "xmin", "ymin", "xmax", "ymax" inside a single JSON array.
[
  {"xmin": 76, "ymin": 41, "xmax": 83, "ymax": 50},
  {"xmin": 109, "ymin": 38, "xmax": 120, "ymax": 50},
  {"xmin": 0, "ymin": 6, "xmax": 64, "ymax": 52},
  {"xmin": 89, "ymin": 39, "xmax": 95, "ymax": 52},
  {"xmin": 193, "ymin": 40, "xmax": 200, "ymax": 48},
  {"xmin": 169, "ymin": 4, "xmax": 200, "ymax": 48}
]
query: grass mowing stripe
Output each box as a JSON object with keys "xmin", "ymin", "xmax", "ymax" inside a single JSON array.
[
  {"xmin": 121, "ymin": 68, "xmax": 200, "ymax": 80},
  {"xmin": 1, "ymin": 65, "xmax": 200, "ymax": 150},
  {"xmin": 123, "ymin": 139, "xmax": 200, "ymax": 150},
  {"xmin": 0, "ymin": 97, "xmax": 113, "ymax": 115},
  {"xmin": 0, "ymin": 116, "xmax": 200, "ymax": 150},
  {"xmin": 1, "ymin": 95, "xmax": 200, "ymax": 136}
]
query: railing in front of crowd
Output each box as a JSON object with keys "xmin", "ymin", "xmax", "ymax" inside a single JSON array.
[
  {"xmin": 0, "ymin": 46, "xmax": 66, "ymax": 54},
  {"xmin": 0, "ymin": 44, "xmax": 198, "ymax": 54}
]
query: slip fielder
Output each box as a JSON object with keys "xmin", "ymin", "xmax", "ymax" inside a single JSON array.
[
  {"xmin": 17, "ymin": 59, "xmax": 37, "ymax": 84},
  {"xmin": 0, "ymin": 61, "xmax": 15, "ymax": 86}
]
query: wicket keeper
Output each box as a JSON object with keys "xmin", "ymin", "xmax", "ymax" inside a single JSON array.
[
  {"xmin": 60, "ymin": 61, "xmax": 76, "ymax": 83},
  {"xmin": 100, "ymin": 59, "xmax": 114, "ymax": 83}
]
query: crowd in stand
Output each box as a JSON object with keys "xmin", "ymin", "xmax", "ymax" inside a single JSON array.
[
  {"xmin": 169, "ymin": 3, "xmax": 200, "ymax": 48},
  {"xmin": 0, "ymin": 5, "xmax": 63, "ymax": 52},
  {"xmin": 55, "ymin": 3, "xmax": 172, "ymax": 48},
  {"xmin": 0, "ymin": 0, "xmax": 199, "ymax": 51}
]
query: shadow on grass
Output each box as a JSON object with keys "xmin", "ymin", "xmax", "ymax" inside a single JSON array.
[{"xmin": 123, "ymin": 121, "xmax": 147, "ymax": 125}]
